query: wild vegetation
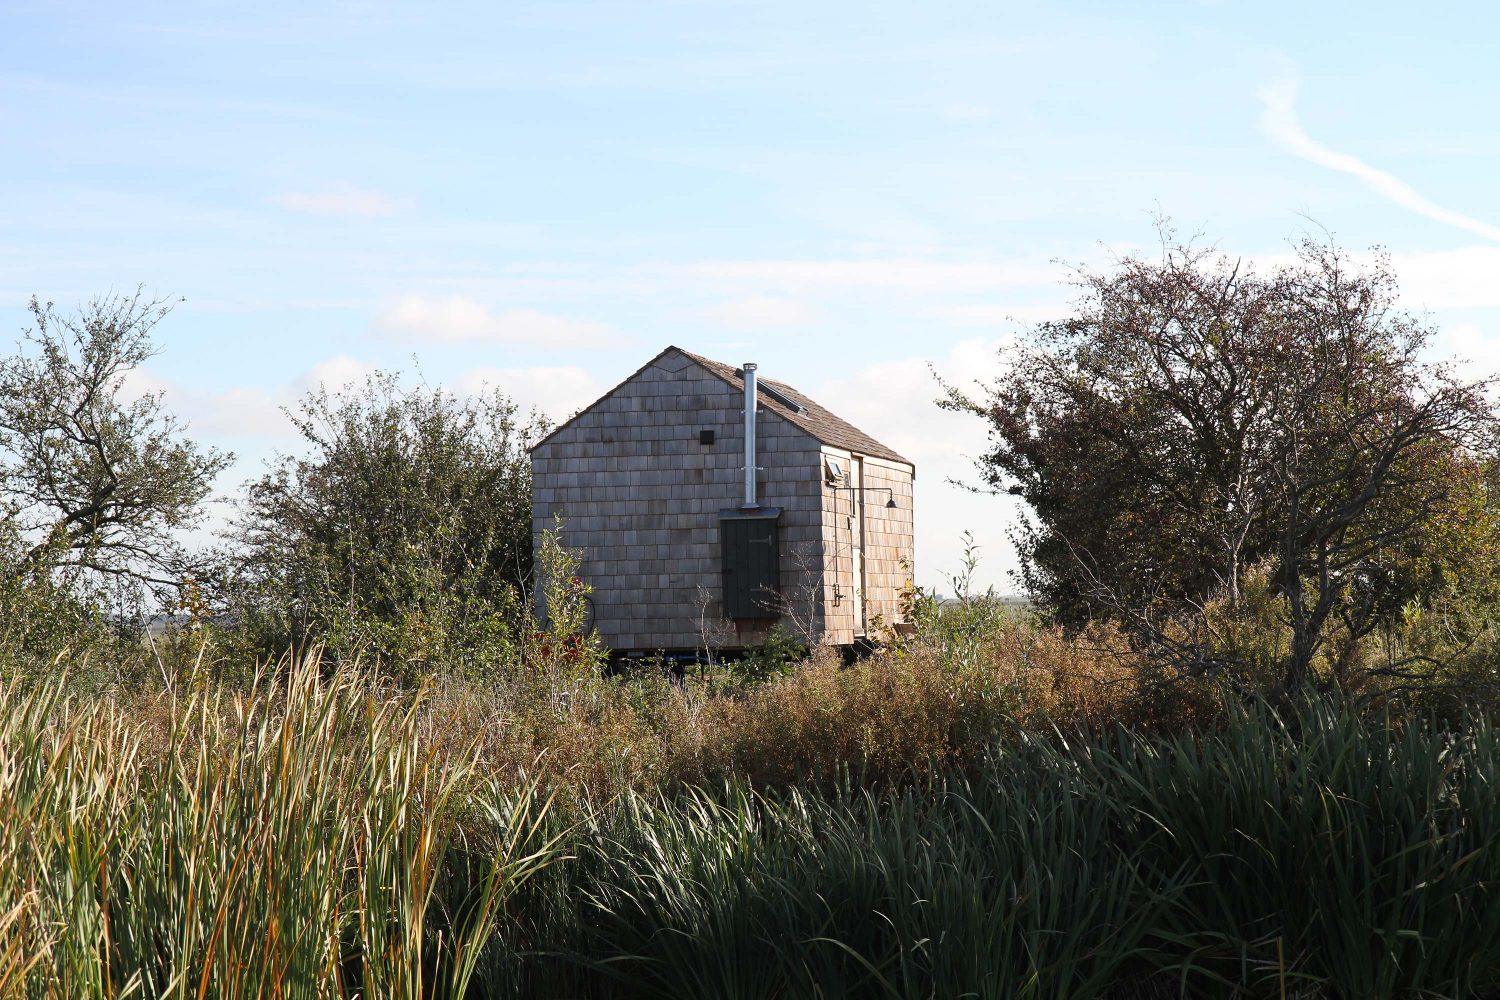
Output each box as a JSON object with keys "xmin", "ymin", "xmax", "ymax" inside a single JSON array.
[
  {"xmin": 6, "ymin": 234, "xmax": 1500, "ymax": 997},
  {"xmin": 225, "ymin": 371, "xmax": 545, "ymax": 679},
  {"xmin": 940, "ymin": 232, "xmax": 1500, "ymax": 696},
  {"xmin": 5, "ymin": 633, "xmax": 1500, "ymax": 998}
]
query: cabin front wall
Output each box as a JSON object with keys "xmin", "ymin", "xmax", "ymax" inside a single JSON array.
[
  {"xmin": 819, "ymin": 448, "xmax": 915, "ymax": 644},
  {"xmin": 530, "ymin": 351, "xmax": 825, "ymax": 652}
]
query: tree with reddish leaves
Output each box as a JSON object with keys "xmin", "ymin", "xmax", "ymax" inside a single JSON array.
[{"xmin": 941, "ymin": 230, "xmax": 1498, "ymax": 695}]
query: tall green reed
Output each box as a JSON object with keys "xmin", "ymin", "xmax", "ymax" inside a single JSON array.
[
  {"xmin": 0, "ymin": 658, "xmax": 560, "ymax": 999},
  {"xmin": 505, "ymin": 701, "xmax": 1500, "ymax": 999},
  {"xmin": 5, "ymin": 657, "xmax": 1500, "ymax": 999}
]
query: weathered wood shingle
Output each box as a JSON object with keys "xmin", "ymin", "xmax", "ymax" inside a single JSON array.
[
  {"xmin": 674, "ymin": 348, "xmax": 912, "ymax": 467},
  {"xmin": 531, "ymin": 346, "xmax": 915, "ymax": 651}
]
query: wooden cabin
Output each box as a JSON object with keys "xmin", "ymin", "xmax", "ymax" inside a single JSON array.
[{"xmin": 529, "ymin": 346, "xmax": 914, "ymax": 655}]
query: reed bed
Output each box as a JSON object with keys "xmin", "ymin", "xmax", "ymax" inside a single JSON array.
[
  {"xmin": 0, "ymin": 662, "xmax": 559, "ymax": 999},
  {"xmin": 3, "ymin": 658, "xmax": 1500, "ymax": 998},
  {"xmin": 511, "ymin": 701, "xmax": 1500, "ymax": 999}
]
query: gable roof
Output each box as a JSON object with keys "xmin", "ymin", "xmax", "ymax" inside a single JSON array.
[
  {"xmin": 673, "ymin": 348, "xmax": 910, "ymax": 466},
  {"xmin": 529, "ymin": 346, "xmax": 912, "ymax": 467}
]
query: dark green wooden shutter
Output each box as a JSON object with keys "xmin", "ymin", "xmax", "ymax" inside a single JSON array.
[{"xmin": 720, "ymin": 513, "xmax": 781, "ymax": 619}]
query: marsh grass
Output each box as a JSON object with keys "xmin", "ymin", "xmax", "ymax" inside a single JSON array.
[
  {"xmin": 517, "ymin": 701, "xmax": 1500, "ymax": 999},
  {"xmin": 4, "ymin": 647, "xmax": 1500, "ymax": 997},
  {"xmin": 0, "ymin": 658, "xmax": 561, "ymax": 999}
]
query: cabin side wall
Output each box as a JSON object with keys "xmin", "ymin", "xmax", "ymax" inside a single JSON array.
[
  {"xmin": 531, "ymin": 351, "xmax": 825, "ymax": 652},
  {"xmin": 819, "ymin": 448, "xmax": 914, "ymax": 644},
  {"xmin": 861, "ymin": 456, "xmax": 916, "ymax": 631}
]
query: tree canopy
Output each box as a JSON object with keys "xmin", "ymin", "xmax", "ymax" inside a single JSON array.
[
  {"xmin": 942, "ymin": 233, "xmax": 1499, "ymax": 691},
  {"xmin": 229, "ymin": 372, "xmax": 547, "ymax": 676},
  {"xmin": 0, "ymin": 292, "xmax": 229, "ymax": 596}
]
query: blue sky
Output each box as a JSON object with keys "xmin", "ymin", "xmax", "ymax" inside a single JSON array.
[{"xmin": 4, "ymin": 1, "xmax": 1500, "ymax": 590}]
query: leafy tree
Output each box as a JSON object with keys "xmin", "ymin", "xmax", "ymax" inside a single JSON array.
[
  {"xmin": 0, "ymin": 520, "xmax": 125, "ymax": 682},
  {"xmin": 941, "ymin": 231, "xmax": 1498, "ymax": 693},
  {"xmin": 229, "ymin": 372, "xmax": 546, "ymax": 678},
  {"xmin": 0, "ymin": 292, "xmax": 229, "ymax": 597}
]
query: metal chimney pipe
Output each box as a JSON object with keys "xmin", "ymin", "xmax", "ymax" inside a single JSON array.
[{"xmin": 742, "ymin": 363, "xmax": 758, "ymax": 508}]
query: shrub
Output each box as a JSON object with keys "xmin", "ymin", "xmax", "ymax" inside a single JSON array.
[
  {"xmin": 0, "ymin": 528, "xmax": 132, "ymax": 689},
  {"xmin": 228, "ymin": 372, "xmax": 544, "ymax": 680}
]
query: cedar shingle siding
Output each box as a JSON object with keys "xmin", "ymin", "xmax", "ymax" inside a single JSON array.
[{"xmin": 530, "ymin": 346, "xmax": 915, "ymax": 651}]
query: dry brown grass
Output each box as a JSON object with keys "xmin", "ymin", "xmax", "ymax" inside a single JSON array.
[
  {"xmin": 409, "ymin": 614, "xmax": 1215, "ymax": 798},
  {"xmin": 77, "ymin": 613, "xmax": 1246, "ymax": 805}
]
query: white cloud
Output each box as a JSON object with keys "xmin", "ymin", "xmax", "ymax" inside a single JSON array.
[
  {"xmin": 375, "ymin": 295, "xmax": 615, "ymax": 347},
  {"xmin": 271, "ymin": 182, "xmax": 404, "ymax": 218},
  {"xmin": 122, "ymin": 368, "xmax": 290, "ymax": 440},
  {"xmin": 243, "ymin": 357, "xmax": 598, "ymax": 437},
  {"xmin": 120, "ymin": 354, "xmax": 384, "ymax": 445},
  {"xmin": 285, "ymin": 355, "xmax": 601, "ymax": 427},
  {"xmin": 1440, "ymin": 322, "xmax": 1500, "ymax": 385},
  {"xmin": 1158, "ymin": 243, "xmax": 1500, "ymax": 313},
  {"xmin": 401, "ymin": 254, "xmax": 1079, "ymax": 309},
  {"xmin": 453, "ymin": 365, "xmax": 602, "ymax": 423},
  {"xmin": 295, "ymin": 354, "xmax": 372, "ymax": 395},
  {"xmin": 1390, "ymin": 246, "xmax": 1500, "ymax": 310},
  {"xmin": 704, "ymin": 296, "xmax": 816, "ymax": 328},
  {"xmin": 120, "ymin": 366, "xmax": 171, "ymax": 402},
  {"xmin": 198, "ymin": 387, "xmax": 292, "ymax": 437},
  {"xmin": 121, "ymin": 354, "xmax": 605, "ymax": 449},
  {"xmin": 1259, "ymin": 77, "xmax": 1500, "ymax": 244}
]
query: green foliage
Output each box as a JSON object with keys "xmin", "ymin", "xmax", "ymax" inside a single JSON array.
[
  {"xmin": 0, "ymin": 292, "xmax": 229, "ymax": 597},
  {"xmin": 727, "ymin": 624, "xmax": 805, "ymax": 686},
  {"xmin": 0, "ymin": 526, "xmax": 125, "ymax": 686},
  {"xmin": 11, "ymin": 657, "xmax": 1500, "ymax": 997},
  {"xmin": 941, "ymin": 230, "xmax": 1500, "ymax": 695},
  {"xmin": 521, "ymin": 519, "xmax": 606, "ymax": 689},
  {"xmin": 0, "ymin": 289, "xmax": 237, "ymax": 691},
  {"xmin": 229, "ymin": 372, "xmax": 546, "ymax": 680},
  {"xmin": 0, "ymin": 658, "xmax": 562, "ymax": 998},
  {"xmin": 502, "ymin": 700, "xmax": 1500, "ymax": 999},
  {"xmin": 901, "ymin": 531, "xmax": 1023, "ymax": 674}
]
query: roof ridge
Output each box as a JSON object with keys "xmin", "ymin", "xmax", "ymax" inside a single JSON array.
[
  {"xmin": 532, "ymin": 346, "xmax": 912, "ymax": 468},
  {"xmin": 674, "ymin": 348, "xmax": 911, "ymax": 467}
]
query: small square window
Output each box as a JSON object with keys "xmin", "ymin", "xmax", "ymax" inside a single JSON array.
[
  {"xmin": 699, "ymin": 429, "xmax": 716, "ymax": 445},
  {"xmin": 824, "ymin": 455, "xmax": 846, "ymax": 483}
]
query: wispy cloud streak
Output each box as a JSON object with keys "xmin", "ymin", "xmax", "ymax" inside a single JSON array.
[{"xmin": 1259, "ymin": 77, "xmax": 1500, "ymax": 244}]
